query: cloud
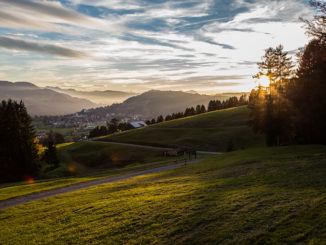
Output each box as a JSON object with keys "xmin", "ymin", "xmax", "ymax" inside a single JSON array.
[
  {"xmin": 0, "ymin": 0, "xmax": 122, "ymax": 34},
  {"xmin": 0, "ymin": 0, "xmax": 315, "ymax": 93},
  {"xmin": 0, "ymin": 36, "xmax": 88, "ymax": 58},
  {"xmin": 0, "ymin": 0, "xmax": 87, "ymax": 22}
]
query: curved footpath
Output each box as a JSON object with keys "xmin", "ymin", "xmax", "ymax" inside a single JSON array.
[
  {"xmin": 0, "ymin": 159, "xmax": 202, "ymax": 211},
  {"xmin": 92, "ymin": 140, "xmax": 223, "ymax": 155}
]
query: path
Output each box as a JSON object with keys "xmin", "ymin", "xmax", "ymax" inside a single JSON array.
[
  {"xmin": 0, "ymin": 159, "xmax": 201, "ymax": 211},
  {"xmin": 92, "ymin": 140, "xmax": 223, "ymax": 155}
]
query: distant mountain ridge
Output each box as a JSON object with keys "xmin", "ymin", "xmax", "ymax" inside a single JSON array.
[
  {"xmin": 46, "ymin": 86, "xmax": 136, "ymax": 105},
  {"xmin": 0, "ymin": 81, "xmax": 96, "ymax": 116},
  {"xmin": 84, "ymin": 90, "xmax": 249, "ymax": 119}
]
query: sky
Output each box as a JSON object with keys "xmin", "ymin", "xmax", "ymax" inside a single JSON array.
[{"xmin": 0, "ymin": 0, "xmax": 314, "ymax": 93}]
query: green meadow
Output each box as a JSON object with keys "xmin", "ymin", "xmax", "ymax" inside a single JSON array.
[
  {"xmin": 0, "ymin": 142, "xmax": 176, "ymax": 201},
  {"xmin": 1, "ymin": 145, "xmax": 326, "ymax": 244},
  {"xmin": 99, "ymin": 106, "xmax": 264, "ymax": 151}
]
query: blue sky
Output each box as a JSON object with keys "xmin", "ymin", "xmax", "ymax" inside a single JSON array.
[{"xmin": 0, "ymin": 0, "xmax": 314, "ymax": 93}]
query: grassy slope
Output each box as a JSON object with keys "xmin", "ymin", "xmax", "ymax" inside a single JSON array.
[
  {"xmin": 1, "ymin": 145, "xmax": 326, "ymax": 244},
  {"xmin": 0, "ymin": 142, "xmax": 172, "ymax": 201},
  {"xmin": 44, "ymin": 141, "xmax": 167, "ymax": 178},
  {"xmin": 99, "ymin": 106, "xmax": 264, "ymax": 151}
]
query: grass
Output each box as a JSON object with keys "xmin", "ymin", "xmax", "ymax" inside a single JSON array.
[
  {"xmin": 0, "ymin": 141, "xmax": 186, "ymax": 201},
  {"xmin": 99, "ymin": 106, "xmax": 264, "ymax": 152},
  {"xmin": 1, "ymin": 145, "xmax": 326, "ymax": 244},
  {"xmin": 51, "ymin": 141, "xmax": 168, "ymax": 177}
]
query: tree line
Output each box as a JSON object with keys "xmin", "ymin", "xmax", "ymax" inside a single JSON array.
[
  {"xmin": 249, "ymin": 0, "xmax": 326, "ymax": 146},
  {"xmin": 89, "ymin": 118, "xmax": 134, "ymax": 138},
  {"xmin": 88, "ymin": 95, "xmax": 248, "ymax": 138},
  {"xmin": 146, "ymin": 95, "xmax": 248, "ymax": 125}
]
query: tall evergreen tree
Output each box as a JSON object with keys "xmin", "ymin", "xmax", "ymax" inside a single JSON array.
[
  {"xmin": 0, "ymin": 100, "xmax": 40, "ymax": 183},
  {"xmin": 250, "ymin": 45, "xmax": 295, "ymax": 146}
]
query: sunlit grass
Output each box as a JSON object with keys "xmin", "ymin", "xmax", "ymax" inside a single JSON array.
[
  {"xmin": 99, "ymin": 106, "xmax": 264, "ymax": 151},
  {"xmin": 1, "ymin": 145, "xmax": 326, "ymax": 244},
  {"xmin": 0, "ymin": 142, "xmax": 184, "ymax": 201}
]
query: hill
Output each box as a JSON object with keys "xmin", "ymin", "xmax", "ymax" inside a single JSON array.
[
  {"xmin": 81, "ymin": 90, "xmax": 248, "ymax": 120},
  {"xmin": 46, "ymin": 86, "xmax": 136, "ymax": 105},
  {"xmin": 99, "ymin": 106, "xmax": 264, "ymax": 151},
  {"xmin": 1, "ymin": 145, "xmax": 326, "ymax": 243},
  {"xmin": 0, "ymin": 81, "xmax": 96, "ymax": 116}
]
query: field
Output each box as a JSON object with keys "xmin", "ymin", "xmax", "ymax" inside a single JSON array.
[
  {"xmin": 0, "ymin": 142, "xmax": 178, "ymax": 201},
  {"xmin": 99, "ymin": 106, "xmax": 264, "ymax": 151},
  {"xmin": 1, "ymin": 145, "xmax": 326, "ymax": 244}
]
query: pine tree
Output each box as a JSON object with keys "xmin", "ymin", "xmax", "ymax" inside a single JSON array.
[
  {"xmin": 250, "ymin": 45, "xmax": 295, "ymax": 146},
  {"xmin": 0, "ymin": 100, "xmax": 40, "ymax": 183},
  {"xmin": 42, "ymin": 138, "xmax": 59, "ymax": 169},
  {"xmin": 200, "ymin": 105, "xmax": 206, "ymax": 113},
  {"xmin": 195, "ymin": 105, "xmax": 201, "ymax": 114}
]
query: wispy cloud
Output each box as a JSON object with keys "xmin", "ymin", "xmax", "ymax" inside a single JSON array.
[
  {"xmin": 0, "ymin": 0, "xmax": 315, "ymax": 93},
  {"xmin": 0, "ymin": 36, "xmax": 88, "ymax": 58}
]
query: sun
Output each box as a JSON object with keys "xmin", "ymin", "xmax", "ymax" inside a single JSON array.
[{"xmin": 257, "ymin": 75, "xmax": 270, "ymax": 87}]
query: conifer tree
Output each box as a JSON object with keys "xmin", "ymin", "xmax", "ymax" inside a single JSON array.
[{"xmin": 0, "ymin": 99, "xmax": 40, "ymax": 183}]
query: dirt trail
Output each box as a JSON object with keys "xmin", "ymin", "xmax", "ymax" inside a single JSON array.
[{"xmin": 0, "ymin": 159, "xmax": 202, "ymax": 211}]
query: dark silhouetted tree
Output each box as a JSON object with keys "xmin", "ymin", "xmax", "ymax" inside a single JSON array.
[
  {"xmin": 200, "ymin": 105, "xmax": 206, "ymax": 113},
  {"xmin": 42, "ymin": 136, "xmax": 59, "ymax": 169},
  {"xmin": 157, "ymin": 115, "xmax": 164, "ymax": 123},
  {"xmin": 0, "ymin": 99, "xmax": 40, "ymax": 183},
  {"xmin": 249, "ymin": 45, "xmax": 295, "ymax": 146}
]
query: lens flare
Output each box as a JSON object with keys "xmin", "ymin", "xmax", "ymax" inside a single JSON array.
[
  {"xmin": 23, "ymin": 175, "xmax": 35, "ymax": 184},
  {"xmin": 68, "ymin": 165, "xmax": 76, "ymax": 172}
]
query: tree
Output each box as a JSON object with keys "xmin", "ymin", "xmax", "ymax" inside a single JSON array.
[
  {"xmin": 290, "ymin": 38, "xmax": 326, "ymax": 143},
  {"xmin": 42, "ymin": 137, "xmax": 59, "ymax": 169},
  {"xmin": 165, "ymin": 114, "xmax": 172, "ymax": 121},
  {"xmin": 0, "ymin": 100, "xmax": 40, "ymax": 183},
  {"xmin": 200, "ymin": 105, "xmax": 206, "ymax": 113},
  {"xmin": 239, "ymin": 94, "xmax": 248, "ymax": 105},
  {"xmin": 157, "ymin": 115, "xmax": 164, "ymax": 123},
  {"xmin": 253, "ymin": 45, "xmax": 294, "ymax": 88},
  {"xmin": 195, "ymin": 105, "xmax": 201, "ymax": 114},
  {"xmin": 40, "ymin": 131, "xmax": 65, "ymax": 146},
  {"xmin": 303, "ymin": 0, "xmax": 326, "ymax": 42},
  {"xmin": 250, "ymin": 45, "xmax": 295, "ymax": 146},
  {"xmin": 208, "ymin": 100, "xmax": 217, "ymax": 111}
]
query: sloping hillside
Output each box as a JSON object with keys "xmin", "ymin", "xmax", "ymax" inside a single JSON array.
[
  {"xmin": 2, "ymin": 145, "xmax": 326, "ymax": 244},
  {"xmin": 99, "ymin": 106, "xmax": 264, "ymax": 151},
  {"xmin": 81, "ymin": 90, "xmax": 248, "ymax": 120},
  {"xmin": 0, "ymin": 81, "xmax": 96, "ymax": 115}
]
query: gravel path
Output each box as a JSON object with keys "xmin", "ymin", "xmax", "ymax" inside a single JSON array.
[
  {"xmin": 0, "ymin": 159, "xmax": 201, "ymax": 211},
  {"xmin": 93, "ymin": 140, "xmax": 223, "ymax": 155}
]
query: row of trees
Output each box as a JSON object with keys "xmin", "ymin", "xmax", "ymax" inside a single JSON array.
[
  {"xmin": 89, "ymin": 118, "xmax": 134, "ymax": 138},
  {"xmin": 146, "ymin": 95, "xmax": 248, "ymax": 125},
  {"xmin": 249, "ymin": 0, "xmax": 326, "ymax": 146},
  {"xmin": 89, "ymin": 95, "xmax": 248, "ymax": 138}
]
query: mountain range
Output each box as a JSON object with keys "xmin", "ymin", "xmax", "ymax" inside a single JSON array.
[
  {"xmin": 85, "ymin": 90, "xmax": 249, "ymax": 119},
  {"xmin": 0, "ymin": 81, "xmax": 96, "ymax": 116},
  {"xmin": 46, "ymin": 86, "xmax": 136, "ymax": 105},
  {"xmin": 1, "ymin": 81, "xmax": 248, "ymax": 118}
]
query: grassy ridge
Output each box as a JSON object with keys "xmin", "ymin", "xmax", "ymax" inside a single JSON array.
[
  {"xmin": 0, "ymin": 142, "xmax": 172, "ymax": 201},
  {"xmin": 1, "ymin": 145, "xmax": 326, "ymax": 244},
  {"xmin": 99, "ymin": 106, "xmax": 264, "ymax": 151},
  {"xmin": 43, "ymin": 141, "xmax": 167, "ymax": 179}
]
